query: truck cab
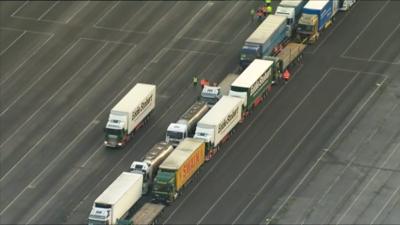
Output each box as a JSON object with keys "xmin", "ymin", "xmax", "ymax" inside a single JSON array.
[
  {"xmin": 296, "ymin": 14, "xmax": 319, "ymax": 43},
  {"xmin": 275, "ymin": 6, "xmax": 296, "ymax": 36},
  {"xmin": 130, "ymin": 162, "xmax": 150, "ymax": 194},
  {"xmin": 104, "ymin": 117, "xmax": 126, "ymax": 148},
  {"xmin": 153, "ymin": 170, "xmax": 176, "ymax": 203},
  {"xmin": 200, "ymin": 85, "xmax": 221, "ymax": 106},
  {"xmin": 165, "ymin": 123, "xmax": 187, "ymax": 146},
  {"xmin": 88, "ymin": 204, "xmax": 111, "ymax": 225},
  {"xmin": 240, "ymin": 44, "xmax": 261, "ymax": 68}
]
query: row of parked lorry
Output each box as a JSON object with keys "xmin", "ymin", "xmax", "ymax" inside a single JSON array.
[{"xmin": 89, "ymin": 0, "xmax": 356, "ymax": 224}]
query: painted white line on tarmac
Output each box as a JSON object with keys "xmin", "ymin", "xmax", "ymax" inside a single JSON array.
[
  {"xmin": 38, "ymin": 1, "xmax": 59, "ymax": 20},
  {"xmin": 10, "ymin": 1, "xmax": 29, "ymax": 17},
  {"xmin": 12, "ymin": 15, "xmax": 66, "ymax": 25},
  {"xmin": 0, "ymin": 38, "xmax": 81, "ymax": 116},
  {"xmin": 26, "ymin": 169, "xmax": 80, "ymax": 224},
  {"xmin": 341, "ymin": 1, "xmax": 390, "ymax": 57},
  {"xmin": 120, "ymin": 2, "xmax": 147, "ymax": 30},
  {"xmin": 147, "ymin": 2, "xmax": 177, "ymax": 34},
  {"xmin": 94, "ymin": 1, "xmax": 120, "ymax": 27},
  {"xmin": 268, "ymin": 73, "xmax": 388, "ymax": 224},
  {"xmin": 80, "ymin": 37, "xmax": 134, "ymax": 46},
  {"xmin": 0, "ymin": 31, "xmax": 26, "ymax": 56},
  {"xmin": 65, "ymin": 1, "xmax": 90, "ymax": 24},
  {"xmin": 368, "ymin": 23, "xmax": 400, "ymax": 61},
  {"xmin": 0, "ymin": 33, "xmax": 54, "ymax": 86},
  {"xmin": 163, "ymin": 64, "xmax": 304, "ymax": 224},
  {"xmin": 336, "ymin": 141, "xmax": 400, "ymax": 224},
  {"xmin": 0, "ymin": 42, "xmax": 107, "ymax": 156},
  {"xmin": 370, "ymin": 181, "xmax": 400, "ymax": 225},
  {"xmin": 92, "ymin": 24, "xmax": 148, "ymax": 35},
  {"xmin": 180, "ymin": 37, "xmax": 230, "ymax": 45},
  {"xmin": 0, "ymin": 43, "xmax": 136, "ymax": 216},
  {"xmin": 230, "ymin": 70, "xmax": 359, "ymax": 224},
  {"xmin": 0, "ymin": 26, "xmax": 53, "ymax": 36}
]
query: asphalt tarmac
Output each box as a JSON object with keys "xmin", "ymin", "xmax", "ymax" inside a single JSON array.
[{"xmin": 0, "ymin": 1, "xmax": 399, "ymax": 224}]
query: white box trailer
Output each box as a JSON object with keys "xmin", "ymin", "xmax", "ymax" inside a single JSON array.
[
  {"xmin": 88, "ymin": 172, "xmax": 143, "ymax": 225},
  {"xmin": 194, "ymin": 96, "xmax": 242, "ymax": 152},
  {"xmin": 104, "ymin": 83, "xmax": 156, "ymax": 148}
]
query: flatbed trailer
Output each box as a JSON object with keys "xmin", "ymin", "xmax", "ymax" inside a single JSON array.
[
  {"xmin": 131, "ymin": 203, "xmax": 165, "ymax": 225},
  {"xmin": 276, "ymin": 43, "xmax": 306, "ymax": 70}
]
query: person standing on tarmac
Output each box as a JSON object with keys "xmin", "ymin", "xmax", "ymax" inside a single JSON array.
[{"xmin": 193, "ymin": 76, "xmax": 198, "ymax": 87}]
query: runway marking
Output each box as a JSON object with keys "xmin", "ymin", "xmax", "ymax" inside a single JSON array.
[
  {"xmin": 0, "ymin": 32, "xmax": 54, "ymax": 86},
  {"xmin": 10, "ymin": 1, "xmax": 29, "ymax": 17},
  {"xmin": 37, "ymin": 1, "xmax": 59, "ymax": 21},
  {"xmin": 151, "ymin": 1, "xmax": 214, "ymax": 63},
  {"xmin": 26, "ymin": 169, "xmax": 80, "ymax": 224},
  {"xmin": 162, "ymin": 63, "xmax": 304, "ymax": 224},
  {"xmin": 203, "ymin": 1, "xmax": 241, "ymax": 40},
  {"xmin": 368, "ymin": 23, "xmax": 400, "ymax": 61},
  {"xmin": 65, "ymin": 1, "xmax": 90, "ymax": 24},
  {"xmin": 92, "ymin": 24, "xmax": 148, "ymax": 35},
  {"xmin": 147, "ymin": 2, "xmax": 177, "ymax": 34},
  {"xmin": 340, "ymin": 1, "xmax": 390, "ymax": 58},
  {"xmin": 0, "ymin": 30, "xmax": 26, "ymax": 56},
  {"xmin": 370, "ymin": 180, "xmax": 400, "ymax": 224},
  {"xmin": 226, "ymin": 70, "xmax": 359, "ymax": 224},
  {"xmin": 267, "ymin": 72, "xmax": 388, "ymax": 224},
  {"xmin": 335, "ymin": 141, "xmax": 400, "ymax": 224},
  {"xmin": 120, "ymin": 2, "xmax": 147, "ymax": 30},
  {"xmin": 0, "ymin": 42, "xmax": 136, "ymax": 216},
  {"xmin": 0, "ymin": 41, "xmax": 107, "ymax": 156},
  {"xmin": 0, "ymin": 38, "xmax": 82, "ymax": 116}
]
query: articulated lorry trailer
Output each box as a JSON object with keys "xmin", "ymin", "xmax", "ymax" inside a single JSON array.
[
  {"xmin": 275, "ymin": 0, "xmax": 307, "ymax": 36},
  {"xmin": 200, "ymin": 73, "xmax": 239, "ymax": 106},
  {"xmin": 240, "ymin": 15, "xmax": 288, "ymax": 68},
  {"xmin": 297, "ymin": 0, "xmax": 339, "ymax": 43},
  {"xmin": 130, "ymin": 141, "xmax": 174, "ymax": 194},
  {"xmin": 194, "ymin": 96, "xmax": 242, "ymax": 159},
  {"xmin": 230, "ymin": 59, "xmax": 274, "ymax": 112},
  {"xmin": 88, "ymin": 172, "xmax": 143, "ymax": 225},
  {"xmin": 104, "ymin": 83, "xmax": 156, "ymax": 148},
  {"xmin": 165, "ymin": 101, "xmax": 210, "ymax": 146},
  {"xmin": 153, "ymin": 138, "xmax": 205, "ymax": 203}
]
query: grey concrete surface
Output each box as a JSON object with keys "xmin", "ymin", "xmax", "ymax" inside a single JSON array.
[{"xmin": 0, "ymin": 1, "xmax": 399, "ymax": 225}]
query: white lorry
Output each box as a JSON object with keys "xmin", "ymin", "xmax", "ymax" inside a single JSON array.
[
  {"xmin": 88, "ymin": 172, "xmax": 143, "ymax": 225},
  {"xmin": 165, "ymin": 101, "xmax": 209, "ymax": 146},
  {"xmin": 194, "ymin": 96, "xmax": 243, "ymax": 160},
  {"xmin": 200, "ymin": 73, "xmax": 239, "ymax": 106},
  {"xmin": 104, "ymin": 83, "xmax": 156, "ymax": 148},
  {"xmin": 130, "ymin": 141, "xmax": 174, "ymax": 194},
  {"xmin": 275, "ymin": 0, "xmax": 307, "ymax": 36}
]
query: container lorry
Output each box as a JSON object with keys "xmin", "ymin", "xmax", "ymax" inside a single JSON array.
[
  {"xmin": 200, "ymin": 73, "xmax": 239, "ymax": 106},
  {"xmin": 296, "ymin": 0, "xmax": 339, "ymax": 44},
  {"xmin": 229, "ymin": 59, "xmax": 274, "ymax": 111},
  {"xmin": 194, "ymin": 96, "xmax": 243, "ymax": 159},
  {"xmin": 275, "ymin": 0, "xmax": 307, "ymax": 36},
  {"xmin": 104, "ymin": 83, "xmax": 156, "ymax": 148},
  {"xmin": 153, "ymin": 138, "xmax": 205, "ymax": 203},
  {"xmin": 165, "ymin": 101, "xmax": 209, "ymax": 146},
  {"xmin": 240, "ymin": 15, "xmax": 288, "ymax": 68},
  {"xmin": 88, "ymin": 172, "xmax": 143, "ymax": 225},
  {"xmin": 130, "ymin": 142, "xmax": 174, "ymax": 194}
]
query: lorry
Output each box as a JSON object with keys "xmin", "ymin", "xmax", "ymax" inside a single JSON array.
[
  {"xmin": 240, "ymin": 15, "xmax": 288, "ymax": 68},
  {"xmin": 88, "ymin": 172, "xmax": 143, "ymax": 225},
  {"xmin": 296, "ymin": 0, "xmax": 339, "ymax": 43},
  {"xmin": 229, "ymin": 59, "xmax": 274, "ymax": 112},
  {"xmin": 194, "ymin": 96, "xmax": 243, "ymax": 159},
  {"xmin": 153, "ymin": 138, "xmax": 205, "ymax": 203},
  {"xmin": 165, "ymin": 101, "xmax": 209, "ymax": 146},
  {"xmin": 104, "ymin": 83, "xmax": 156, "ymax": 148},
  {"xmin": 200, "ymin": 73, "xmax": 239, "ymax": 106},
  {"xmin": 130, "ymin": 141, "xmax": 174, "ymax": 194},
  {"xmin": 339, "ymin": 0, "xmax": 356, "ymax": 11},
  {"xmin": 275, "ymin": 0, "xmax": 307, "ymax": 36},
  {"xmin": 264, "ymin": 42, "xmax": 306, "ymax": 82}
]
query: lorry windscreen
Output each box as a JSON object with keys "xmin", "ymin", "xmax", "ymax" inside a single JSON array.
[
  {"xmin": 105, "ymin": 128, "xmax": 122, "ymax": 136},
  {"xmin": 297, "ymin": 24, "xmax": 313, "ymax": 33},
  {"xmin": 88, "ymin": 219, "xmax": 107, "ymax": 225},
  {"xmin": 166, "ymin": 131, "xmax": 183, "ymax": 140}
]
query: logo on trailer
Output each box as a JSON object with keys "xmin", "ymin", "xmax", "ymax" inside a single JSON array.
[
  {"xmin": 250, "ymin": 69, "xmax": 270, "ymax": 97},
  {"xmin": 218, "ymin": 107, "xmax": 239, "ymax": 133},
  {"xmin": 132, "ymin": 94, "xmax": 153, "ymax": 120}
]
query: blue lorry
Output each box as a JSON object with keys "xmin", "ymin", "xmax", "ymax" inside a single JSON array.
[
  {"xmin": 296, "ymin": 0, "xmax": 339, "ymax": 43},
  {"xmin": 240, "ymin": 15, "xmax": 288, "ymax": 69}
]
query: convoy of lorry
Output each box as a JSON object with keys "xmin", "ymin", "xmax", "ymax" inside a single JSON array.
[
  {"xmin": 91, "ymin": 1, "xmax": 357, "ymax": 223},
  {"xmin": 104, "ymin": 83, "xmax": 156, "ymax": 148}
]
